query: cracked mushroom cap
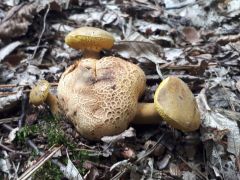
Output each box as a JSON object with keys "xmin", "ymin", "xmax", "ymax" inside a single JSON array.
[
  {"xmin": 65, "ymin": 27, "xmax": 115, "ymax": 52},
  {"xmin": 154, "ymin": 76, "xmax": 200, "ymax": 132},
  {"xmin": 57, "ymin": 56, "xmax": 146, "ymax": 140},
  {"xmin": 29, "ymin": 80, "xmax": 50, "ymax": 106}
]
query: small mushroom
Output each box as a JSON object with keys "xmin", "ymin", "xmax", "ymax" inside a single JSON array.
[
  {"xmin": 65, "ymin": 27, "xmax": 114, "ymax": 59},
  {"xmin": 134, "ymin": 77, "xmax": 200, "ymax": 132},
  {"xmin": 154, "ymin": 76, "xmax": 200, "ymax": 132},
  {"xmin": 29, "ymin": 80, "xmax": 59, "ymax": 116}
]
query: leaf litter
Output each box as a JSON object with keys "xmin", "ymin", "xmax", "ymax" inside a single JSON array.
[{"xmin": 0, "ymin": 0, "xmax": 240, "ymax": 179}]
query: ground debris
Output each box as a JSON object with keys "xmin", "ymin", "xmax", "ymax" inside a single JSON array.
[{"xmin": 0, "ymin": 0, "xmax": 240, "ymax": 179}]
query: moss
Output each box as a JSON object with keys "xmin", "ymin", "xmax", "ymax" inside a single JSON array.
[
  {"xmin": 32, "ymin": 161, "xmax": 63, "ymax": 180},
  {"xmin": 16, "ymin": 114, "xmax": 98, "ymax": 178}
]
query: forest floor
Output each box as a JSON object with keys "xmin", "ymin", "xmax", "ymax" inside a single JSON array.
[{"xmin": 0, "ymin": 0, "xmax": 240, "ymax": 179}]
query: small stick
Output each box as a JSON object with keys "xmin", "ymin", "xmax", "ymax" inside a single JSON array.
[
  {"xmin": 31, "ymin": 4, "xmax": 50, "ymax": 59},
  {"xmin": 0, "ymin": 143, "xmax": 30, "ymax": 155},
  {"xmin": 0, "ymin": 82, "xmax": 58, "ymax": 88},
  {"xmin": 0, "ymin": 117, "xmax": 19, "ymax": 124}
]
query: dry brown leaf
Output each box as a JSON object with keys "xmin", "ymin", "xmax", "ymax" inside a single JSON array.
[
  {"xmin": 181, "ymin": 27, "xmax": 201, "ymax": 44},
  {"xmin": 113, "ymin": 32, "xmax": 164, "ymax": 64},
  {"xmin": 0, "ymin": 3, "xmax": 37, "ymax": 40}
]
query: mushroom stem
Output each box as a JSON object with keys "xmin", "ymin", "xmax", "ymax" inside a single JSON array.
[
  {"xmin": 82, "ymin": 50, "xmax": 100, "ymax": 59},
  {"xmin": 46, "ymin": 93, "xmax": 59, "ymax": 116},
  {"xmin": 132, "ymin": 103, "xmax": 161, "ymax": 124}
]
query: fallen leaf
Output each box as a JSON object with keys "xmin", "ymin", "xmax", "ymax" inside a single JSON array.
[
  {"xmin": 101, "ymin": 127, "xmax": 136, "ymax": 143},
  {"xmin": 0, "ymin": 3, "xmax": 37, "ymax": 40},
  {"xmin": 113, "ymin": 32, "xmax": 164, "ymax": 64},
  {"xmin": 181, "ymin": 26, "xmax": 201, "ymax": 44},
  {"xmin": 60, "ymin": 150, "xmax": 83, "ymax": 180},
  {"xmin": 0, "ymin": 41, "xmax": 23, "ymax": 62}
]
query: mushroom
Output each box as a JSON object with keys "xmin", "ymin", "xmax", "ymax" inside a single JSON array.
[
  {"xmin": 154, "ymin": 76, "xmax": 200, "ymax": 132},
  {"xmin": 134, "ymin": 77, "xmax": 200, "ymax": 132},
  {"xmin": 29, "ymin": 80, "xmax": 59, "ymax": 116},
  {"xmin": 29, "ymin": 27, "xmax": 200, "ymax": 140},
  {"xmin": 29, "ymin": 75, "xmax": 200, "ymax": 140},
  {"xmin": 57, "ymin": 56, "xmax": 201, "ymax": 140},
  {"xmin": 65, "ymin": 26, "xmax": 114, "ymax": 59},
  {"xmin": 57, "ymin": 57, "xmax": 146, "ymax": 140}
]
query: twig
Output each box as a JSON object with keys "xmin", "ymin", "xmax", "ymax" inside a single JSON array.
[
  {"xmin": 165, "ymin": 1, "xmax": 199, "ymax": 10},
  {"xmin": 31, "ymin": 4, "xmax": 50, "ymax": 59},
  {"xmin": 111, "ymin": 134, "xmax": 165, "ymax": 180},
  {"xmin": 0, "ymin": 143, "xmax": 30, "ymax": 155},
  {"xmin": 0, "ymin": 117, "xmax": 19, "ymax": 124},
  {"xmin": 178, "ymin": 155, "xmax": 208, "ymax": 180},
  {"xmin": 18, "ymin": 145, "xmax": 63, "ymax": 180},
  {"xmin": 0, "ymin": 83, "xmax": 58, "ymax": 97},
  {"xmin": 18, "ymin": 94, "xmax": 27, "ymax": 128},
  {"xmin": 0, "ymin": 90, "xmax": 30, "ymax": 97},
  {"xmin": 0, "ymin": 83, "xmax": 58, "ymax": 88},
  {"xmin": 1, "ymin": 2, "xmax": 28, "ymax": 23},
  {"xmin": 156, "ymin": 63, "xmax": 164, "ymax": 80}
]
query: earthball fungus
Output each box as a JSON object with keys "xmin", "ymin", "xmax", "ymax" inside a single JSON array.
[
  {"xmin": 29, "ymin": 27, "xmax": 201, "ymax": 140},
  {"xmin": 57, "ymin": 57, "xmax": 146, "ymax": 140}
]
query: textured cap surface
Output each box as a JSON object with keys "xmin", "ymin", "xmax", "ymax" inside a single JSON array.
[
  {"xmin": 29, "ymin": 80, "xmax": 50, "ymax": 106},
  {"xmin": 65, "ymin": 27, "xmax": 114, "ymax": 52},
  {"xmin": 57, "ymin": 57, "xmax": 146, "ymax": 140},
  {"xmin": 154, "ymin": 76, "xmax": 200, "ymax": 132}
]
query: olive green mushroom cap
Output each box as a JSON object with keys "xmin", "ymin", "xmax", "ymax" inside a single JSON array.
[
  {"xmin": 154, "ymin": 76, "xmax": 200, "ymax": 132},
  {"xmin": 29, "ymin": 80, "xmax": 50, "ymax": 106},
  {"xmin": 65, "ymin": 27, "xmax": 115, "ymax": 52}
]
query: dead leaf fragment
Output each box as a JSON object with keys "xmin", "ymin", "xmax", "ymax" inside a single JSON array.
[
  {"xmin": 113, "ymin": 32, "xmax": 164, "ymax": 64},
  {"xmin": 236, "ymin": 80, "xmax": 240, "ymax": 93},
  {"xmin": 61, "ymin": 151, "xmax": 83, "ymax": 180},
  {"xmin": 0, "ymin": 41, "xmax": 23, "ymax": 62},
  {"xmin": 101, "ymin": 127, "xmax": 136, "ymax": 143},
  {"xmin": 181, "ymin": 27, "xmax": 201, "ymax": 44},
  {"xmin": 0, "ymin": 3, "xmax": 37, "ymax": 40},
  {"xmin": 0, "ymin": 89, "xmax": 23, "ymax": 113}
]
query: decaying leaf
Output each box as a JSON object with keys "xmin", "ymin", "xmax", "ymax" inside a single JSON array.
[
  {"xmin": 181, "ymin": 27, "xmax": 201, "ymax": 44},
  {"xmin": 236, "ymin": 80, "xmax": 240, "ymax": 93},
  {"xmin": 0, "ymin": 3, "xmax": 37, "ymax": 40},
  {"xmin": 101, "ymin": 127, "xmax": 136, "ymax": 144},
  {"xmin": 7, "ymin": 127, "xmax": 19, "ymax": 143},
  {"xmin": 60, "ymin": 151, "xmax": 83, "ymax": 180},
  {"xmin": 0, "ymin": 151, "xmax": 14, "ymax": 179},
  {"xmin": 0, "ymin": 89, "xmax": 22, "ymax": 113},
  {"xmin": 113, "ymin": 32, "xmax": 165, "ymax": 64},
  {"xmin": 0, "ymin": 41, "xmax": 23, "ymax": 62},
  {"xmin": 198, "ymin": 89, "xmax": 240, "ymax": 155}
]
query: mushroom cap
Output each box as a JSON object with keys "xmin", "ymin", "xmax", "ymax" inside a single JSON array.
[
  {"xmin": 29, "ymin": 80, "xmax": 50, "ymax": 106},
  {"xmin": 57, "ymin": 57, "xmax": 146, "ymax": 140},
  {"xmin": 65, "ymin": 27, "xmax": 115, "ymax": 52},
  {"xmin": 154, "ymin": 76, "xmax": 200, "ymax": 132}
]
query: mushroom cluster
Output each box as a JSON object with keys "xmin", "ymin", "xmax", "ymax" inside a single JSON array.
[{"xmin": 29, "ymin": 27, "xmax": 201, "ymax": 140}]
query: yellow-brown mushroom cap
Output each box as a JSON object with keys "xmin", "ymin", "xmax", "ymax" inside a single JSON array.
[
  {"xmin": 65, "ymin": 27, "xmax": 115, "ymax": 52},
  {"xmin": 154, "ymin": 76, "xmax": 200, "ymax": 132},
  {"xmin": 29, "ymin": 80, "xmax": 50, "ymax": 106},
  {"xmin": 57, "ymin": 56, "xmax": 146, "ymax": 140}
]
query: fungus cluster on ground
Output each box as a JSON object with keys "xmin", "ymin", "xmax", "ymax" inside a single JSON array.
[{"xmin": 29, "ymin": 27, "xmax": 201, "ymax": 140}]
